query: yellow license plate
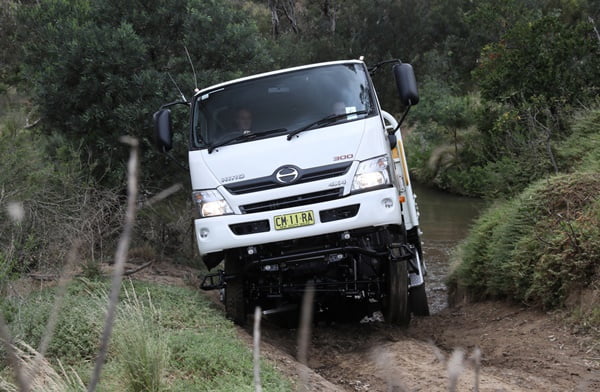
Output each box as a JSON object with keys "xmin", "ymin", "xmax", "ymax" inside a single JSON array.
[{"xmin": 274, "ymin": 210, "xmax": 315, "ymax": 230}]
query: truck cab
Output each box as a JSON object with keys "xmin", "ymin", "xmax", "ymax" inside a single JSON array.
[{"xmin": 154, "ymin": 59, "xmax": 428, "ymax": 325}]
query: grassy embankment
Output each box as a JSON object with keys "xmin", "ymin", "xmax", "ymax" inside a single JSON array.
[
  {"xmin": 447, "ymin": 105, "xmax": 600, "ymax": 330},
  {"xmin": 0, "ymin": 280, "xmax": 291, "ymax": 391},
  {"xmin": 0, "ymin": 92, "xmax": 290, "ymax": 391}
]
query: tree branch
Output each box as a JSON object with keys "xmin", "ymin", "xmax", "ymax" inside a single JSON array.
[{"xmin": 87, "ymin": 136, "xmax": 139, "ymax": 392}]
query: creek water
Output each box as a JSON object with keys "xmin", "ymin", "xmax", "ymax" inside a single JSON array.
[{"xmin": 412, "ymin": 183, "xmax": 487, "ymax": 313}]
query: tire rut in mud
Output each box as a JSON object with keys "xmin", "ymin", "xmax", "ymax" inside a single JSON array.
[{"xmin": 248, "ymin": 303, "xmax": 599, "ymax": 392}]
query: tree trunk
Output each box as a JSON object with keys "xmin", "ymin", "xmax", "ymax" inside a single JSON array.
[
  {"xmin": 323, "ymin": 0, "xmax": 337, "ymax": 34},
  {"xmin": 281, "ymin": 0, "xmax": 299, "ymax": 34},
  {"xmin": 268, "ymin": 0, "xmax": 280, "ymax": 37},
  {"xmin": 453, "ymin": 128, "xmax": 458, "ymax": 161}
]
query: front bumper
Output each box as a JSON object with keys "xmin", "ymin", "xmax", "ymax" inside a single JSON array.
[{"xmin": 194, "ymin": 186, "xmax": 402, "ymax": 255}]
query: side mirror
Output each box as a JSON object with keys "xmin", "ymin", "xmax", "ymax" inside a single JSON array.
[
  {"xmin": 393, "ymin": 63, "xmax": 419, "ymax": 106},
  {"xmin": 153, "ymin": 109, "xmax": 173, "ymax": 152}
]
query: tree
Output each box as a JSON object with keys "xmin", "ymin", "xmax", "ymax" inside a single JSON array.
[
  {"xmin": 0, "ymin": 0, "xmax": 22, "ymax": 90},
  {"xmin": 17, "ymin": 0, "xmax": 273, "ymax": 186},
  {"xmin": 474, "ymin": 12, "xmax": 600, "ymax": 106}
]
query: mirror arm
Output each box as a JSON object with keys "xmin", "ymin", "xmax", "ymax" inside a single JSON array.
[
  {"xmin": 163, "ymin": 150, "xmax": 189, "ymax": 172},
  {"xmin": 368, "ymin": 59, "xmax": 401, "ymax": 76},
  {"xmin": 160, "ymin": 100, "xmax": 190, "ymax": 110},
  {"xmin": 391, "ymin": 103, "xmax": 412, "ymax": 134}
]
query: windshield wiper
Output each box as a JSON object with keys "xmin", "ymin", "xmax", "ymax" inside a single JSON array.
[
  {"xmin": 208, "ymin": 128, "xmax": 287, "ymax": 153},
  {"xmin": 286, "ymin": 110, "xmax": 368, "ymax": 141}
]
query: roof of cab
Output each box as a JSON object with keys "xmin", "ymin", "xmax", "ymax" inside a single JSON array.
[{"xmin": 194, "ymin": 59, "xmax": 365, "ymax": 97}]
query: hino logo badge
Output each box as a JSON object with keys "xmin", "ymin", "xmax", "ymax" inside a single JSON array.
[{"xmin": 275, "ymin": 166, "xmax": 300, "ymax": 184}]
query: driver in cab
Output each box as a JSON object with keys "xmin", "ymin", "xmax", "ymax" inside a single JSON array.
[{"xmin": 234, "ymin": 108, "xmax": 253, "ymax": 135}]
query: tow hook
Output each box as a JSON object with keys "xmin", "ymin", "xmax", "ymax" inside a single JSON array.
[
  {"xmin": 388, "ymin": 243, "xmax": 415, "ymax": 262},
  {"xmin": 200, "ymin": 270, "xmax": 235, "ymax": 291}
]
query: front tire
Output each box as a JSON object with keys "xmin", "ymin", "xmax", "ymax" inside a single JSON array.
[
  {"xmin": 224, "ymin": 253, "xmax": 247, "ymax": 326},
  {"xmin": 383, "ymin": 257, "xmax": 411, "ymax": 326}
]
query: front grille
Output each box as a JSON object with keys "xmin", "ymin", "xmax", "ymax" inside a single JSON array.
[
  {"xmin": 229, "ymin": 220, "xmax": 270, "ymax": 235},
  {"xmin": 225, "ymin": 162, "xmax": 352, "ymax": 195},
  {"xmin": 240, "ymin": 188, "xmax": 343, "ymax": 214},
  {"xmin": 319, "ymin": 204, "xmax": 360, "ymax": 223}
]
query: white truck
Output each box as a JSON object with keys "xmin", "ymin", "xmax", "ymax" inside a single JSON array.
[{"xmin": 153, "ymin": 59, "xmax": 429, "ymax": 325}]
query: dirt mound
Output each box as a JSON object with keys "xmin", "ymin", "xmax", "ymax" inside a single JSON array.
[{"xmin": 246, "ymin": 301, "xmax": 600, "ymax": 391}]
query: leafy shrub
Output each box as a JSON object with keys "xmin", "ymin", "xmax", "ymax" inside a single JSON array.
[
  {"xmin": 0, "ymin": 106, "xmax": 192, "ymax": 281},
  {"xmin": 17, "ymin": 0, "xmax": 274, "ymax": 187},
  {"xmin": 448, "ymin": 172, "xmax": 600, "ymax": 312},
  {"xmin": 557, "ymin": 102, "xmax": 600, "ymax": 173},
  {"xmin": 2, "ymin": 281, "xmax": 292, "ymax": 391},
  {"xmin": 474, "ymin": 12, "xmax": 599, "ymax": 105},
  {"xmin": 5, "ymin": 283, "xmax": 105, "ymax": 361}
]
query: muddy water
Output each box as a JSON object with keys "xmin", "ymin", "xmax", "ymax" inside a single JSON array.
[{"xmin": 412, "ymin": 183, "xmax": 486, "ymax": 313}]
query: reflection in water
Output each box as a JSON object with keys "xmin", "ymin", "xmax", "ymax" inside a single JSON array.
[{"xmin": 412, "ymin": 183, "xmax": 487, "ymax": 313}]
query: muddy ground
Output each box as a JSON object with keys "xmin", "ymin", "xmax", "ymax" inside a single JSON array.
[{"xmin": 134, "ymin": 260, "xmax": 599, "ymax": 392}]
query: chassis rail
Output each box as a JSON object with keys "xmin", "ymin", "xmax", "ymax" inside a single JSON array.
[{"xmin": 200, "ymin": 242, "xmax": 416, "ymax": 291}]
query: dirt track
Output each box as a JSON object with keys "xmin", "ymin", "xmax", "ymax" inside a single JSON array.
[
  {"xmin": 250, "ymin": 301, "xmax": 600, "ymax": 392},
  {"xmin": 136, "ymin": 261, "xmax": 599, "ymax": 391}
]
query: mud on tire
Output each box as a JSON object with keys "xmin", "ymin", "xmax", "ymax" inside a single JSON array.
[
  {"xmin": 224, "ymin": 253, "xmax": 247, "ymax": 325},
  {"xmin": 409, "ymin": 283, "xmax": 430, "ymax": 316},
  {"xmin": 383, "ymin": 257, "xmax": 411, "ymax": 326}
]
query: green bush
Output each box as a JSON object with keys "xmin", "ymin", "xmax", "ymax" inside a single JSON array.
[
  {"xmin": 5, "ymin": 282, "xmax": 105, "ymax": 361},
  {"xmin": 2, "ymin": 281, "xmax": 292, "ymax": 391},
  {"xmin": 1, "ymin": 102, "xmax": 193, "ymax": 281},
  {"xmin": 558, "ymin": 102, "xmax": 600, "ymax": 173},
  {"xmin": 16, "ymin": 0, "xmax": 274, "ymax": 187},
  {"xmin": 448, "ymin": 172, "xmax": 600, "ymax": 312},
  {"xmin": 0, "ymin": 126, "xmax": 125, "ymax": 277}
]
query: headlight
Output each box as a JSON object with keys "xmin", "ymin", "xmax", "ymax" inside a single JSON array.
[
  {"xmin": 192, "ymin": 190, "xmax": 234, "ymax": 217},
  {"xmin": 351, "ymin": 155, "xmax": 391, "ymax": 192}
]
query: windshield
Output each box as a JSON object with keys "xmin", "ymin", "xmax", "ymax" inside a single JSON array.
[{"xmin": 191, "ymin": 63, "xmax": 377, "ymax": 149}]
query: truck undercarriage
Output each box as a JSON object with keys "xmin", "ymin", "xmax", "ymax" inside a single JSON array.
[{"xmin": 201, "ymin": 225, "xmax": 428, "ymax": 325}]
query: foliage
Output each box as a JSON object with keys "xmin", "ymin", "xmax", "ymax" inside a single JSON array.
[
  {"xmin": 0, "ymin": 100, "xmax": 196, "ymax": 289},
  {"xmin": 405, "ymin": 3, "xmax": 600, "ymax": 196},
  {"xmin": 17, "ymin": 0, "xmax": 274, "ymax": 186},
  {"xmin": 448, "ymin": 101, "xmax": 600, "ymax": 319},
  {"xmin": 448, "ymin": 172, "xmax": 600, "ymax": 313},
  {"xmin": 557, "ymin": 101, "xmax": 600, "ymax": 173},
  {"xmin": 1, "ymin": 280, "xmax": 292, "ymax": 391},
  {"xmin": 4, "ymin": 280, "xmax": 106, "ymax": 361},
  {"xmin": 474, "ymin": 11, "xmax": 599, "ymax": 105},
  {"xmin": 0, "ymin": 125, "xmax": 127, "ymax": 277},
  {"xmin": 113, "ymin": 285, "xmax": 169, "ymax": 392},
  {"xmin": 0, "ymin": 1, "xmax": 22, "ymax": 91}
]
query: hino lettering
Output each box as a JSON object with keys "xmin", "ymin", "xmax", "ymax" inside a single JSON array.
[
  {"xmin": 221, "ymin": 174, "xmax": 245, "ymax": 183},
  {"xmin": 153, "ymin": 59, "xmax": 429, "ymax": 326}
]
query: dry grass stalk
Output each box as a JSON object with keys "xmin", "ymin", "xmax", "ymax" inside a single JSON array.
[
  {"xmin": 87, "ymin": 136, "xmax": 140, "ymax": 392},
  {"xmin": 253, "ymin": 306, "xmax": 263, "ymax": 392},
  {"xmin": 370, "ymin": 347, "xmax": 408, "ymax": 392},
  {"xmin": 469, "ymin": 347, "xmax": 482, "ymax": 392},
  {"xmin": 296, "ymin": 282, "xmax": 315, "ymax": 392},
  {"xmin": 1, "ymin": 201, "xmax": 28, "ymax": 391},
  {"xmin": 0, "ymin": 313, "xmax": 28, "ymax": 392},
  {"xmin": 142, "ymin": 183, "xmax": 183, "ymax": 208},
  {"xmin": 0, "ymin": 341, "xmax": 84, "ymax": 392},
  {"xmin": 447, "ymin": 349, "xmax": 465, "ymax": 392}
]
